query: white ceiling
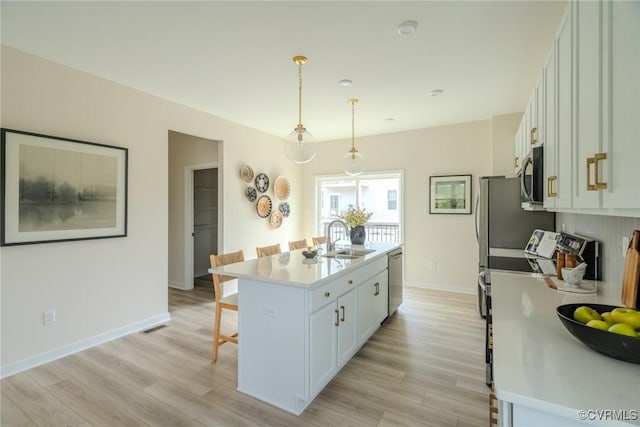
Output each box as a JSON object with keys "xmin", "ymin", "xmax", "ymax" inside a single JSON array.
[{"xmin": 1, "ymin": 1, "xmax": 567, "ymax": 142}]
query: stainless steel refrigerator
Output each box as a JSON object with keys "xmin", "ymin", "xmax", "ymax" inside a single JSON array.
[{"xmin": 476, "ymin": 175, "xmax": 555, "ymax": 386}]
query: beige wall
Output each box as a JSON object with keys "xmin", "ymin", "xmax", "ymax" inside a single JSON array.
[
  {"xmin": 491, "ymin": 112, "xmax": 522, "ymax": 177},
  {"xmin": 167, "ymin": 131, "xmax": 219, "ymax": 288},
  {"xmin": 0, "ymin": 47, "xmax": 302, "ymax": 373},
  {"xmin": 301, "ymin": 120, "xmax": 496, "ymax": 294}
]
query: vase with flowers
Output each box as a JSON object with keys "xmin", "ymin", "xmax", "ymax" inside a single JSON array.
[{"xmin": 342, "ymin": 207, "xmax": 373, "ymax": 245}]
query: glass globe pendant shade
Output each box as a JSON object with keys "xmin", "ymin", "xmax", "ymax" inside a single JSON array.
[
  {"xmin": 284, "ymin": 125, "xmax": 316, "ymax": 164},
  {"xmin": 343, "ymin": 149, "xmax": 364, "ymax": 176}
]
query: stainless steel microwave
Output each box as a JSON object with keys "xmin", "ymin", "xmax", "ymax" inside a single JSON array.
[{"xmin": 520, "ymin": 146, "xmax": 545, "ymax": 210}]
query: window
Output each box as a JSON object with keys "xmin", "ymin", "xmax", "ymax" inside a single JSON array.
[
  {"xmin": 315, "ymin": 171, "xmax": 403, "ymax": 244},
  {"xmin": 329, "ymin": 194, "xmax": 339, "ymax": 217},
  {"xmin": 387, "ymin": 190, "xmax": 397, "ymax": 210}
]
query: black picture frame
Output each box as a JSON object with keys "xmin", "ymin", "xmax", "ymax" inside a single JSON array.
[
  {"xmin": 429, "ymin": 174, "xmax": 472, "ymax": 214},
  {"xmin": 1, "ymin": 128, "xmax": 128, "ymax": 246}
]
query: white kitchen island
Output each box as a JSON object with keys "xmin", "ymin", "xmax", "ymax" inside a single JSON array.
[
  {"xmin": 210, "ymin": 242, "xmax": 401, "ymax": 415},
  {"xmin": 491, "ymin": 272, "xmax": 640, "ymax": 426}
]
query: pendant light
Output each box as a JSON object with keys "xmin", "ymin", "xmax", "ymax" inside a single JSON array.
[
  {"xmin": 284, "ymin": 55, "xmax": 316, "ymax": 164},
  {"xmin": 343, "ymin": 98, "xmax": 364, "ymax": 176}
]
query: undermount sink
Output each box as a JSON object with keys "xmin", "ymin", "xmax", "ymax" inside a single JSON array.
[{"xmin": 321, "ymin": 248, "xmax": 375, "ymax": 259}]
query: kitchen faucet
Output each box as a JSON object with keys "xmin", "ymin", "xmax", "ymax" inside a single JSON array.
[{"xmin": 325, "ymin": 219, "xmax": 349, "ymax": 252}]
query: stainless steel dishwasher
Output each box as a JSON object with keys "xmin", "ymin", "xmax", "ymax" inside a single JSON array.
[{"xmin": 388, "ymin": 247, "xmax": 404, "ymax": 315}]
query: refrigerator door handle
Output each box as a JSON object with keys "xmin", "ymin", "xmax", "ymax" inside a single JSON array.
[{"xmin": 474, "ymin": 195, "xmax": 480, "ymax": 242}]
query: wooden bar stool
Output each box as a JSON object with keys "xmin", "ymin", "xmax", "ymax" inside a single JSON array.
[
  {"xmin": 256, "ymin": 243, "xmax": 281, "ymax": 258},
  {"xmin": 312, "ymin": 236, "xmax": 327, "ymax": 246},
  {"xmin": 288, "ymin": 239, "xmax": 308, "ymax": 251},
  {"xmin": 209, "ymin": 250, "xmax": 245, "ymax": 362}
]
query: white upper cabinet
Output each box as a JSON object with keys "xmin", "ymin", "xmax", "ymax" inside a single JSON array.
[
  {"xmin": 600, "ymin": 0, "xmax": 640, "ymax": 209},
  {"xmin": 573, "ymin": 0, "xmax": 602, "ymax": 208},
  {"xmin": 554, "ymin": 4, "xmax": 574, "ymax": 209},
  {"xmin": 528, "ymin": 0, "xmax": 640, "ymax": 216}
]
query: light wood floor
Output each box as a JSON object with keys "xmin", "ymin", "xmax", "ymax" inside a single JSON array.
[{"xmin": 1, "ymin": 284, "xmax": 489, "ymax": 427}]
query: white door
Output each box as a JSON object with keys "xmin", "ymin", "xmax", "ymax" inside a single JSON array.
[
  {"xmin": 310, "ymin": 302, "xmax": 338, "ymax": 396},
  {"xmin": 337, "ymin": 288, "xmax": 358, "ymax": 367}
]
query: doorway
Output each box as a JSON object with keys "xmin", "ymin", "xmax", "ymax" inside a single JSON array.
[
  {"xmin": 193, "ymin": 168, "xmax": 218, "ymax": 282},
  {"xmin": 167, "ymin": 130, "xmax": 220, "ymax": 291}
]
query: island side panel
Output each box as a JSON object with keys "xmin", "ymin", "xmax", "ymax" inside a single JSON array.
[{"xmin": 237, "ymin": 278, "xmax": 309, "ymax": 415}]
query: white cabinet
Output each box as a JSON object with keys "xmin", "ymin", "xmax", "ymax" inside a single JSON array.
[
  {"xmin": 336, "ymin": 289, "xmax": 358, "ymax": 366},
  {"xmin": 357, "ymin": 270, "xmax": 388, "ymax": 344},
  {"xmin": 571, "ymin": 0, "xmax": 640, "ymax": 210},
  {"xmin": 573, "ymin": 0, "xmax": 603, "ymax": 208},
  {"xmin": 310, "ymin": 301, "xmax": 338, "ymax": 397},
  {"xmin": 543, "ymin": 45, "xmax": 559, "ymax": 208},
  {"xmin": 310, "ymin": 286, "xmax": 358, "ymax": 395},
  {"xmin": 600, "ymin": 0, "xmax": 640, "ymax": 209},
  {"xmin": 555, "ymin": 3, "xmax": 574, "ymax": 209},
  {"xmin": 309, "ymin": 255, "xmax": 388, "ymax": 401}
]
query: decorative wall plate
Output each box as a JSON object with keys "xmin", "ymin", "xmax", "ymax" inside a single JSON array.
[
  {"xmin": 256, "ymin": 195, "xmax": 272, "ymax": 218},
  {"xmin": 255, "ymin": 173, "xmax": 270, "ymax": 193},
  {"xmin": 245, "ymin": 186, "xmax": 257, "ymax": 202},
  {"xmin": 240, "ymin": 165, "xmax": 254, "ymax": 183},
  {"xmin": 274, "ymin": 176, "xmax": 291, "ymax": 200},
  {"xmin": 279, "ymin": 202, "xmax": 291, "ymax": 217},
  {"xmin": 270, "ymin": 210, "xmax": 283, "ymax": 228}
]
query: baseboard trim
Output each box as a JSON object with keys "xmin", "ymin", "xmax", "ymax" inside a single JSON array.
[
  {"xmin": 168, "ymin": 281, "xmax": 189, "ymax": 290},
  {"xmin": 1, "ymin": 312, "xmax": 171, "ymax": 379},
  {"xmin": 405, "ymin": 281, "xmax": 476, "ymax": 295}
]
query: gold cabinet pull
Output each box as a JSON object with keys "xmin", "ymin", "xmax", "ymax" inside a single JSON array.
[
  {"xmin": 547, "ymin": 176, "xmax": 558, "ymax": 197},
  {"xmin": 594, "ymin": 152, "xmax": 607, "ymax": 190},
  {"xmin": 324, "ymin": 291, "xmax": 330, "ymax": 298},
  {"xmin": 335, "ymin": 309, "xmax": 339, "ymax": 326},
  {"xmin": 514, "ymin": 157, "xmax": 519, "ymax": 168},
  {"xmin": 374, "ymin": 282, "xmax": 380, "ymax": 296},
  {"xmin": 530, "ymin": 127, "xmax": 537, "ymax": 145},
  {"xmin": 586, "ymin": 157, "xmax": 596, "ymax": 191},
  {"xmin": 587, "ymin": 153, "xmax": 607, "ymax": 191},
  {"xmin": 340, "ymin": 305, "xmax": 345, "ymax": 322}
]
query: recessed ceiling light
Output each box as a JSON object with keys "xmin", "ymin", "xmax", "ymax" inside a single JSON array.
[
  {"xmin": 397, "ymin": 20, "xmax": 418, "ymax": 36},
  {"xmin": 384, "ymin": 118, "xmax": 395, "ymax": 124},
  {"xmin": 338, "ymin": 79, "xmax": 353, "ymax": 87},
  {"xmin": 430, "ymin": 89, "xmax": 444, "ymax": 96}
]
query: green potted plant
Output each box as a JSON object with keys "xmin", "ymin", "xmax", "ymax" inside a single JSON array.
[{"xmin": 342, "ymin": 207, "xmax": 373, "ymax": 245}]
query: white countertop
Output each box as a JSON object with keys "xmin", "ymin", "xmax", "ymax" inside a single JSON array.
[
  {"xmin": 210, "ymin": 242, "xmax": 400, "ymax": 289},
  {"xmin": 492, "ymin": 271, "xmax": 640, "ymax": 426}
]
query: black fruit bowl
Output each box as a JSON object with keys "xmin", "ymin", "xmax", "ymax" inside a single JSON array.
[{"xmin": 556, "ymin": 304, "xmax": 640, "ymax": 364}]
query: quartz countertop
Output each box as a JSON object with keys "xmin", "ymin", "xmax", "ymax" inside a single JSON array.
[
  {"xmin": 491, "ymin": 271, "xmax": 640, "ymax": 426},
  {"xmin": 209, "ymin": 242, "xmax": 401, "ymax": 289}
]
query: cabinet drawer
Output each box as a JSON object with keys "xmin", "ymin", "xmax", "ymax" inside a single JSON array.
[
  {"xmin": 310, "ymin": 275, "xmax": 355, "ymax": 313},
  {"xmin": 310, "ymin": 256, "xmax": 389, "ymax": 313},
  {"xmin": 353, "ymin": 256, "xmax": 388, "ymax": 283}
]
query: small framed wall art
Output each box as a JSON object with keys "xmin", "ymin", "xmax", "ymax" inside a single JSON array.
[
  {"xmin": 429, "ymin": 174, "xmax": 472, "ymax": 214},
  {"xmin": 1, "ymin": 128, "xmax": 128, "ymax": 245}
]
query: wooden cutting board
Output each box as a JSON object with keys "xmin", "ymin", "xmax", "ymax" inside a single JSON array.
[{"xmin": 621, "ymin": 229, "xmax": 640, "ymax": 308}]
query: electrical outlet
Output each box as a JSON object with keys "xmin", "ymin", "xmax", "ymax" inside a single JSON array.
[
  {"xmin": 263, "ymin": 305, "xmax": 278, "ymax": 319},
  {"xmin": 622, "ymin": 236, "xmax": 630, "ymax": 258},
  {"xmin": 428, "ymin": 261, "xmax": 437, "ymax": 271},
  {"xmin": 43, "ymin": 309, "xmax": 56, "ymax": 325}
]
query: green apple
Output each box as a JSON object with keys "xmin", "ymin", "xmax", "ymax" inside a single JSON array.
[
  {"xmin": 573, "ymin": 306, "xmax": 601, "ymax": 324},
  {"xmin": 586, "ymin": 320, "xmax": 610, "ymax": 331},
  {"xmin": 600, "ymin": 312, "xmax": 614, "ymax": 326},
  {"xmin": 611, "ymin": 307, "xmax": 640, "ymax": 329},
  {"xmin": 608, "ymin": 323, "xmax": 639, "ymax": 337}
]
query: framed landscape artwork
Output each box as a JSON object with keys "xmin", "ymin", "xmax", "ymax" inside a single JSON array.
[
  {"xmin": 1, "ymin": 128, "xmax": 128, "ymax": 246},
  {"xmin": 429, "ymin": 174, "xmax": 472, "ymax": 214}
]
